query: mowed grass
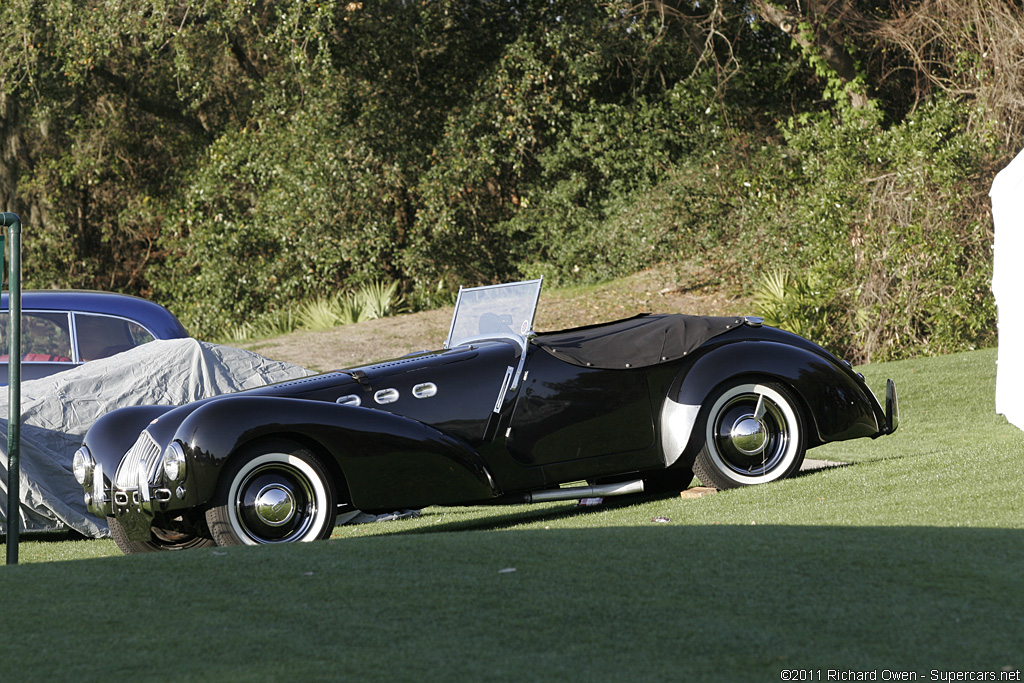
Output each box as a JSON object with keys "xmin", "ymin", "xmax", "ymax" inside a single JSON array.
[{"xmin": 3, "ymin": 348, "xmax": 1022, "ymax": 680}]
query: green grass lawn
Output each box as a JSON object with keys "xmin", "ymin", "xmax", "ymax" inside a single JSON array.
[{"xmin": 3, "ymin": 348, "xmax": 1022, "ymax": 681}]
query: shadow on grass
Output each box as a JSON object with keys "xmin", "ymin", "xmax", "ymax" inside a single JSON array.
[
  {"xmin": 376, "ymin": 465, "xmax": 847, "ymax": 534},
  {"xmin": 327, "ymin": 524, "xmax": 1024, "ymax": 674},
  {"xmin": 383, "ymin": 490, "xmax": 687, "ymax": 534},
  {"xmin": 400, "ymin": 461, "xmax": 860, "ymax": 534}
]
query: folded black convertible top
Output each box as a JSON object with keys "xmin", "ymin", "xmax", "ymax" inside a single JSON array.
[{"xmin": 533, "ymin": 313, "xmax": 745, "ymax": 369}]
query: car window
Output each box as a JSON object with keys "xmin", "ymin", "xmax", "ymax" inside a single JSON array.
[
  {"xmin": 75, "ymin": 313, "xmax": 155, "ymax": 361},
  {"xmin": 0, "ymin": 311, "xmax": 74, "ymax": 362}
]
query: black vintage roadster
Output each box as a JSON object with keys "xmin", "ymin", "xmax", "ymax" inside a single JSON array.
[{"xmin": 73, "ymin": 280, "xmax": 898, "ymax": 553}]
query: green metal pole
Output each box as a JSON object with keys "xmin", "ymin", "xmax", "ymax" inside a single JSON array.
[{"xmin": 1, "ymin": 212, "xmax": 22, "ymax": 565}]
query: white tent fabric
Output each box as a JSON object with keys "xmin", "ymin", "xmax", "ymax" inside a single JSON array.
[
  {"xmin": 0, "ymin": 339, "xmax": 314, "ymax": 538},
  {"xmin": 991, "ymin": 148, "xmax": 1024, "ymax": 431}
]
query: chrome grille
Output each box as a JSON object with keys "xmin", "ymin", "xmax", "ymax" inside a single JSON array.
[{"xmin": 114, "ymin": 431, "xmax": 162, "ymax": 490}]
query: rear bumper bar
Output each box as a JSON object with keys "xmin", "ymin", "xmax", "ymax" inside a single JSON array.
[{"xmin": 884, "ymin": 378, "xmax": 899, "ymax": 435}]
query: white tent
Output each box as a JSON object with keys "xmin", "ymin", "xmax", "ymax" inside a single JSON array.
[{"xmin": 991, "ymin": 148, "xmax": 1024, "ymax": 431}]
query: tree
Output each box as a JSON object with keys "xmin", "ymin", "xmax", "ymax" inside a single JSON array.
[
  {"xmin": 749, "ymin": 0, "xmax": 877, "ymax": 109},
  {"xmin": 0, "ymin": 0, "xmax": 223, "ymax": 290}
]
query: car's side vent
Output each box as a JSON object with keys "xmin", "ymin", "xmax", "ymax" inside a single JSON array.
[
  {"xmin": 374, "ymin": 388, "xmax": 400, "ymax": 405},
  {"xmin": 413, "ymin": 383, "xmax": 437, "ymax": 399}
]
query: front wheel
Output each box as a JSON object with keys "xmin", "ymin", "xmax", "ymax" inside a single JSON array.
[
  {"xmin": 205, "ymin": 441, "xmax": 337, "ymax": 546},
  {"xmin": 693, "ymin": 381, "xmax": 806, "ymax": 489},
  {"xmin": 108, "ymin": 517, "xmax": 215, "ymax": 554}
]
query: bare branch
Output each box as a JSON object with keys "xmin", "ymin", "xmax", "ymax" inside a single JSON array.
[{"xmin": 90, "ymin": 65, "xmax": 211, "ymax": 139}]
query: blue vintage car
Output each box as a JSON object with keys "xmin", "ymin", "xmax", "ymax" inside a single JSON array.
[
  {"xmin": 73, "ymin": 280, "xmax": 898, "ymax": 554},
  {"xmin": 1, "ymin": 290, "xmax": 189, "ymax": 383}
]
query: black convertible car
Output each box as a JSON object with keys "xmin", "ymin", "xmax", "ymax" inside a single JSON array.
[{"xmin": 73, "ymin": 280, "xmax": 898, "ymax": 553}]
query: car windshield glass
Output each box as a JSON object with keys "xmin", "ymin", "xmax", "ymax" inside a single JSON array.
[{"xmin": 445, "ymin": 279, "xmax": 543, "ymax": 349}]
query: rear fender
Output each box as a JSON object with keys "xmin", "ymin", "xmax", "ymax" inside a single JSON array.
[
  {"xmin": 661, "ymin": 340, "xmax": 884, "ymax": 462},
  {"xmin": 175, "ymin": 396, "xmax": 498, "ymax": 511}
]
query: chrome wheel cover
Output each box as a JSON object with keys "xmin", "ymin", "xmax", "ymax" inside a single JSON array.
[
  {"xmin": 226, "ymin": 454, "xmax": 329, "ymax": 544},
  {"xmin": 705, "ymin": 383, "xmax": 800, "ymax": 485}
]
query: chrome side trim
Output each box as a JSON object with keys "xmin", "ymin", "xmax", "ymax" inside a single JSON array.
[
  {"xmin": 526, "ymin": 480, "xmax": 644, "ymax": 503},
  {"xmin": 493, "ymin": 366, "xmax": 514, "ymax": 413}
]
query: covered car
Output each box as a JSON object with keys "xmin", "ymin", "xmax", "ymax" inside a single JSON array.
[{"xmin": 73, "ymin": 280, "xmax": 898, "ymax": 554}]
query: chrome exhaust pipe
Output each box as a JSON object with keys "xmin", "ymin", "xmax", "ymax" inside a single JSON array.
[{"xmin": 524, "ymin": 479, "xmax": 644, "ymax": 503}]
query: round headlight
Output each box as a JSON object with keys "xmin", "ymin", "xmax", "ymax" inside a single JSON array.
[
  {"xmin": 73, "ymin": 447, "xmax": 94, "ymax": 486},
  {"xmin": 162, "ymin": 442, "xmax": 187, "ymax": 483}
]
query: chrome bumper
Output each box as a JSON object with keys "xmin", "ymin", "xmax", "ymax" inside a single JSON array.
[{"xmin": 884, "ymin": 378, "xmax": 899, "ymax": 434}]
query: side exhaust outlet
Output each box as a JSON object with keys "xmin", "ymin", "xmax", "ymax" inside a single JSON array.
[{"xmin": 522, "ymin": 479, "xmax": 645, "ymax": 504}]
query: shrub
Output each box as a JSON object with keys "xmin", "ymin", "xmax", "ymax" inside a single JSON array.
[
  {"xmin": 222, "ymin": 280, "xmax": 404, "ymax": 342},
  {"xmin": 743, "ymin": 98, "xmax": 997, "ymax": 363}
]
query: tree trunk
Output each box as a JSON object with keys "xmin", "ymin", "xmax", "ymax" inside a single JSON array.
[
  {"xmin": 754, "ymin": 0, "xmax": 871, "ymax": 109},
  {"xmin": 0, "ymin": 93, "xmax": 53, "ymax": 239},
  {"xmin": 0, "ymin": 92, "xmax": 23, "ymax": 213}
]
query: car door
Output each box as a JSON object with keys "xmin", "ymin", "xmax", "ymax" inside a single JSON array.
[{"xmin": 504, "ymin": 347, "xmax": 656, "ymax": 467}]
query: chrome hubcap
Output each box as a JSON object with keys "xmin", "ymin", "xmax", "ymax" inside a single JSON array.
[
  {"xmin": 713, "ymin": 391, "xmax": 790, "ymax": 476},
  {"xmin": 729, "ymin": 416, "xmax": 768, "ymax": 455},
  {"xmin": 233, "ymin": 462, "xmax": 317, "ymax": 543},
  {"xmin": 253, "ymin": 484, "xmax": 297, "ymax": 527}
]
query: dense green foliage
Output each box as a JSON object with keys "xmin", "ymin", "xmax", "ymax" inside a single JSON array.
[
  {"xmin": 747, "ymin": 102, "xmax": 996, "ymax": 362},
  {"xmin": 1, "ymin": 0, "xmax": 1019, "ymax": 359}
]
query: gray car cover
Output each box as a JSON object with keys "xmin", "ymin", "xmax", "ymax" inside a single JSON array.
[{"xmin": 0, "ymin": 338, "xmax": 314, "ymax": 538}]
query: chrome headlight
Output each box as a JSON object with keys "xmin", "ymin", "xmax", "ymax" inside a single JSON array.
[
  {"xmin": 73, "ymin": 447, "xmax": 94, "ymax": 486},
  {"xmin": 162, "ymin": 442, "xmax": 187, "ymax": 483}
]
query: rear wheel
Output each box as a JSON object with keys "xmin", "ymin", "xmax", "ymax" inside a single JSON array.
[
  {"xmin": 205, "ymin": 440, "xmax": 336, "ymax": 546},
  {"xmin": 108, "ymin": 517, "xmax": 215, "ymax": 554},
  {"xmin": 693, "ymin": 381, "xmax": 805, "ymax": 489}
]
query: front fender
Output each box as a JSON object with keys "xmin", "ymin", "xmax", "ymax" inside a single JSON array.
[
  {"xmin": 85, "ymin": 405, "xmax": 178, "ymax": 471},
  {"xmin": 662, "ymin": 340, "xmax": 884, "ymax": 459},
  {"xmin": 81, "ymin": 405, "xmax": 177, "ymax": 517},
  {"xmin": 175, "ymin": 396, "xmax": 499, "ymax": 511}
]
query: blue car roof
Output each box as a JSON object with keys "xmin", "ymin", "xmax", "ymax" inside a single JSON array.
[{"xmin": 0, "ymin": 290, "xmax": 188, "ymax": 339}]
